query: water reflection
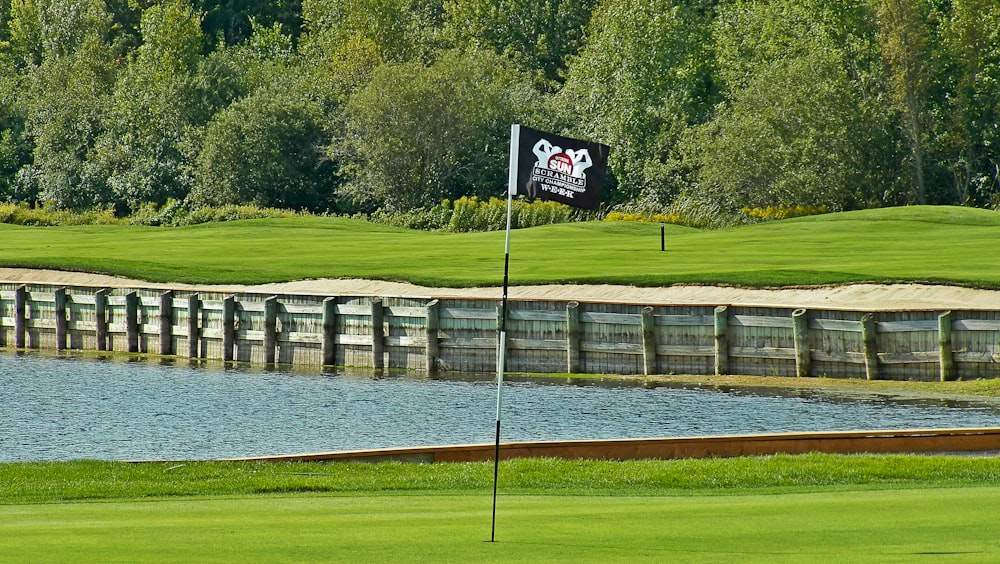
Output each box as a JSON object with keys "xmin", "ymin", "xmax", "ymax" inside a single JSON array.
[{"xmin": 1, "ymin": 352, "xmax": 998, "ymax": 462}]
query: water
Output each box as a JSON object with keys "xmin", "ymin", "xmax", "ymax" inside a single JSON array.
[{"xmin": 2, "ymin": 353, "xmax": 999, "ymax": 462}]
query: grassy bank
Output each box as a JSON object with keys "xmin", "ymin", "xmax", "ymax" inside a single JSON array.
[
  {"xmin": 1, "ymin": 206, "xmax": 999, "ymax": 287},
  {"xmin": 3, "ymin": 455, "xmax": 999, "ymax": 504},
  {"xmin": 3, "ymin": 457, "xmax": 1000, "ymax": 562}
]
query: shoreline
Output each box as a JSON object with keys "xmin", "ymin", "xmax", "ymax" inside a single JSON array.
[{"xmin": 4, "ymin": 267, "xmax": 1000, "ymax": 311}]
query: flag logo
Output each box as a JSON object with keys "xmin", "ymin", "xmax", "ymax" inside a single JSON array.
[{"xmin": 510, "ymin": 125, "xmax": 610, "ymax": 210}]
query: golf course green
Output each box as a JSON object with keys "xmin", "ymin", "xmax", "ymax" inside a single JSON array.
[{"xmin": 1, "ymin": 205, "xmax": 999, "ymax": 287}]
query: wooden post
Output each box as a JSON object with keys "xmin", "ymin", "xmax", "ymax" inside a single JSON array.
[
  {"xmin": 792, "ymin": 308, "xmax": 810, "ymax": 377},
  {"xmin": 714, "ymin": 306, "xmax": 729, "ymax": 376},
  {"xmin": 861, "ymin": 313, "xmax": 879, "ymax": 381},
  {"xmin": 641, "ymin": 306, "xmax": 657, "ymax": 375},
  {"xmin": 54, "ymin": 288, "xmax": 67, "ymax": 351},
  {"xmin": 187, "ymin": 294, "xmax": 201, "ymax": 359},
  {"xmin": 264, "ymin": 296, "xmax": 278, "ymax": 365},
  {"xmin": 125, "ymin": 292, "xmax": 139, "ymax": 353},
  {"xmin": 566, "ymin": 301, "xmax": 581, "ymax": 374},
  {"xmin": 322, "ymin": 297, "xmax": 337, "ymax": 367},
  {"xmin": 159, "ymin": 291, "xmax": 173, "ymax": 356},
  {"xmin": 223, "ymin": 295, "xmax": 235, "ymax": 362},
  {"xmin": 371, "ymin": 297, "xmax": 384, "ymax": 371},
  {"xmin": 95, "ymin": 289, "xmax": 109, "ymax": 351},
  {"xmin": 14, "ymin": 285, "xmax": 26, "ymax": 349},
  {"xmin": 425, "ymin": 299, "xmax": 440, "ymax": 374},
  {"xmin": 938, "ymin": 310, "xmax": 954, "ymax": 382}
]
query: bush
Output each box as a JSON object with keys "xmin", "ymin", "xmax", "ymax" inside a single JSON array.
[
  {"xmin": 741, "ymin": 205, "xmax": 829, "ymax": 222},
  {"xmin": 0, "ymin": 202, "xmax": 119, "ymax": 226}
]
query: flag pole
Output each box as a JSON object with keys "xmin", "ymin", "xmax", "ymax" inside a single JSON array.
[{"xmin": 492, "ymin": 124, "xmax": 519, "ymax": 543}]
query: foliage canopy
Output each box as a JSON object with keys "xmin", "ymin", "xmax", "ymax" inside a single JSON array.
[{"xmin": 0, "ymin": 0, "xmax": 998, "ymax": 221}]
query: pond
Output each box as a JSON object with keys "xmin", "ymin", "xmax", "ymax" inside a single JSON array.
[{"xmin": 2, "ymin": 353, "xmax": 999, "ymax": 462}]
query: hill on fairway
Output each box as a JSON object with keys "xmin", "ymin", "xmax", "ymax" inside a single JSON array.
[{"xmin": 0, "ymin": 205, "xmax": 998, "ymax": 289}]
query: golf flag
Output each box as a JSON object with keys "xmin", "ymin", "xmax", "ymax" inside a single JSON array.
[{"xmin": 509, "ymin": 125, "xmax": 610, "ymax": 210}]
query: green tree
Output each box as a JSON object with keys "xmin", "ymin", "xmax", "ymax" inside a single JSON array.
[
  {"xmin": 0, "ymin": 56, "xmax": 32, "ymax": 201},
  {"xmin": 5, "ymin": 0, "xmax": 43, "ymax": 67},
  {"xmin": 555, "ymin": 0, "xmax": 717, "ymax": 207},
  {"xmin": 685, "ymin": 52, "xmax": 888, "ymax": 211},
  {"xmin": 441, "ymin": 0, "xmax": 596, "ymax": 84},
  {"xmin": 18, "ymin": 0, "xmax": 118, "ymax": 208},
  {"xmin": 684, "ymin": 0, "xmax": 899, "ymax": 213},
  {"xmin": 934, "ymin": 0, "xmax": 1000, "ymax": 206},
  {"xmin": 191, "ymin": 86, "xmax": 336, "ymax": 211},
  {"xmin": 197, "ymin": 0, "xmax": 303, "ymax": 46},
  {"xmin": 876, "ymin": 0, "xmax": 932, "ymax": 204},
  {"xmin": 94, "ymin": 0, "xmax": 206, "ymax": 210},
  {"xmin": 301, "ymin": 0, "xmax": 442, "ymax": 65},
  {"xmin": 339, "ymin": 49, "xmax": 541, "ymax": 211}
]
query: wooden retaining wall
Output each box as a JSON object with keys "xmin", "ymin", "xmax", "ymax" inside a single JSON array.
[
  {"xmin": 225, "ymin": 428, "xmax": 1000, "ymax": 464},
  {"xmin": 3, "ymin": 283, "xmax": 1000, "ymax": 380}
]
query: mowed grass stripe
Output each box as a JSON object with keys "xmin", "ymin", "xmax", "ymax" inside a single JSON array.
[
  {"xmin": 1, "ymin": 206, "xmax": 999, "ymax": 287},
  {"xmin": 2, "ymin": 488, "xmax": 999, "ymax": 562}
]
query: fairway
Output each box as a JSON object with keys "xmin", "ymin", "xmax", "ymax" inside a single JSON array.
[
  {"xmin": 2, "ymin": 488, "xmax": 999, "ymax": 562},
  {"xmin": 2, "ymin": 206, "xmax": 1000, "ymax": 287}
]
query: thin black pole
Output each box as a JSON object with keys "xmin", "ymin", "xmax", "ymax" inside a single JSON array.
[{"xmin": 492, "ymin": 124, "xmax": 519, "ymax": 543}]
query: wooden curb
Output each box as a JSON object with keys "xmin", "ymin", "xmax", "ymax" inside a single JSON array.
[{"xmin": 222, "ymin": 427, "xmax": 1000, "ymax": 464}]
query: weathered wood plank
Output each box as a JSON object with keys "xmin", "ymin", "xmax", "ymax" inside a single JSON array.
[
  {"xmin": 68, "ymin": 294, "xmax": 97, "ymax": 306},
  {"xmin": 508, "ymin": 310, "xmax": 566, "ymax": 322},
  {"xmin": 507, "ymin": 338, "xmax": 567, "ymax": 351},
  {"xmin": 580, "ymin": 342, "xmax": 643, "ymax": 354},
  {"xmin": 334, "ymin": 304, "xmax": 371, "ymax": 316},
  {"xmin": 280, "ymin": 303, "xmax": 323, "ymax": 315},
  {"xmin": 877, "ymin": 320, "xmax": 940, "ymax": 333},
  {"xmin": 731, "ymin": 315, "xmax": 794, "ymax": 329},
  {"xmin": 579, "ymin": 312, "xmax": 641, "ymax": 325},
  {"xmin": 730, "ymin": 346, "xmax": 796, "ymax": 360},
  {"xmin": 812, "ymin": 350, "xmax": 866, "ymax": 364},
  {"xmin": 439, "ymin": 337, "xmax": 500, "ymax": 348},
  {"xmin": 878, "ymin": 351, "xmax": 939, "ymax": 364},
  {"xmin": 386, "ymin": 306, "xmax": 428, "ymax": 318},
  {"xmin": 656, "ymin": 344, "xmax": 715, "ymax": 356},
  {"xmin": 279, "ymin": 332, "xmax": 323, "ymax": 345},
  {"xmin": 654, "ymin": 314, "xmax": 714, "ymax": 326},
  {"xmin": 955, "ymin": 351, "xmax": 1000, "ymax": 363},
  {"xmin": 953, "ymin": 319, "xmax": 1000, "ymax": 331},
  {"xmin": 809, "ymin": 318, "xmax": 862, "ymax": 332},
  {"xmin": 441, "ymin": 307, "xmax": 496, "ymax": 320},
  {"xmin": 337, "ymin": 334, "xmax": 372, "ymax": 346}
]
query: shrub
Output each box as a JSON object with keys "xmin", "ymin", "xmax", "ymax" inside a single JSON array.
[
  {"xmin": 741, "ymin": 204, "xmax": 829, "ymax": 222},
  {"xmin": 0, "ymin": 202, "xmax": 119, "ymax": 226}
]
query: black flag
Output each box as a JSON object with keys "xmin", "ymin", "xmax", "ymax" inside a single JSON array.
[{"xmin": 510, "ymin": 125, "xmax": 610, "ymax": 210}]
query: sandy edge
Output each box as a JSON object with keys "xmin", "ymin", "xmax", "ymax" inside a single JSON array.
[{"xmin": 3, "ymin": 267, "xmax": 1000, "ymax": 311}]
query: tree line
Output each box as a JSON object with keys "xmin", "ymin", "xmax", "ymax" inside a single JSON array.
[{"xmin": 1, "ymin": 0, "xmax": 998, "ymax": 226}]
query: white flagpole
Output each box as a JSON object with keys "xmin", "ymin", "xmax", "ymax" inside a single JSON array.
[{"xmin": 491, "ymin": 123, "xmax": 519, "ymax": 543}]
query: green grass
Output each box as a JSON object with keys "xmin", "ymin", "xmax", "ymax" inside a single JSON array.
[
  {"xmin": 4, "ymin": 455, "xmax": 1000, "ymax": 503},
  {"xmin": 4, "ymin": 489, "xmax": 1000, "ymax": 562},
  {"xmin": 3, "ymin": 456, "xmax": 1000, "ymax": 562},
  {"xmin": 2, "ymin": 205, "xmax": 1000, "ymax": 287}
]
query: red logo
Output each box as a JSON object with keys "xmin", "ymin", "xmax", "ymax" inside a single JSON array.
[{"xmin": 547, "ymin": 153, "xmax": 574, "ymax": 175}]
